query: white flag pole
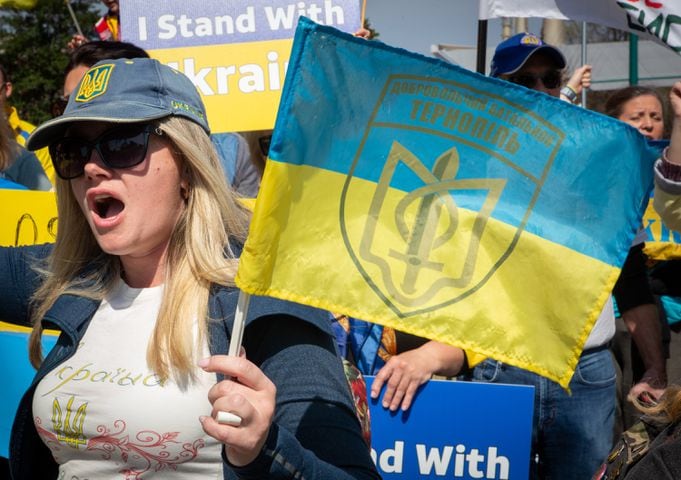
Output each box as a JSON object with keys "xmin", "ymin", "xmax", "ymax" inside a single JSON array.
[
  {"xmin": 581, "ymin": 21, "xmax": 588, "ymax": 106},
  {"xmin": 228, "ymin": 291, "xmax": 250, "ymax": 357},
  {"xmin": 217, "ymin": 290, "xmax": 250, "ymax": 426}
]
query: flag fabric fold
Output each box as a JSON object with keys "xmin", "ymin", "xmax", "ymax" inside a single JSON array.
[{"xmin": 236, "ymin": 17, "xmax": 659, "ymax": 388}]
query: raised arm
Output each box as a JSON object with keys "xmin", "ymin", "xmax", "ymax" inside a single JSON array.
[{"xmin": 654, "ymin": 82, "xmax": 681, "ymax": 231}]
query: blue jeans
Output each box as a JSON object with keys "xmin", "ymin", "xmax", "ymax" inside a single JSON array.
[{"xmin": 471, "ymin": 347, "xmax": 616, "ymax": 480}]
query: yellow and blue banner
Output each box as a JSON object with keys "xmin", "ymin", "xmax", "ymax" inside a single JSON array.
[
  {"xmin": 643, "ymin": 190, "xmax": 681, "ymax": 261},
  {"xmin": 0, "ymin": 0, "xmax": 37, "ymax": 9},
  {"xmin": 0, "ymin": 188, "xmax": 58, "ymax": 457},
  {"xmin": 120, "ymin": 0, "xmax": 362, "ymax": 132},
  {"xmin": 236, "ymin": 18, "xmax": 659, "ymax": 388}
]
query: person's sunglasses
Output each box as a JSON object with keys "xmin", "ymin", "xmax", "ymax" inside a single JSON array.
[
  {"xmin": 508, "ymin": 70, "xmax": 563, "ymax": 90},
  {"xmin": 49, "ymin": 124, "xmax": 162, "ymax": 180}
]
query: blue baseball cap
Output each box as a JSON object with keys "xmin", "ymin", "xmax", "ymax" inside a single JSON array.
[
  {"xmin": 27, "ymin": 57, "xmax": 209, "ymax": 150},
  {"xmin": 490, "ymin": 33, "xmax": 566, "ymax": 78}
]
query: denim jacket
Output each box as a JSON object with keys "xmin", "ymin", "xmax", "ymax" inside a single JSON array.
[{"xmin": 1, "ymin": 245, "xmax": 380, "ymax": 479}]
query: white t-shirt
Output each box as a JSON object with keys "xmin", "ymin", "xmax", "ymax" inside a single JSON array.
[{"xmin": 33, "ymin": 280, "xmax": 222, "ymax": 479}]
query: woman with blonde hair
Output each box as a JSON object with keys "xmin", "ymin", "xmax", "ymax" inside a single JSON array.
[{"xmin": 1, "ymin": 58, "xmax": 379, "ymax": 479}]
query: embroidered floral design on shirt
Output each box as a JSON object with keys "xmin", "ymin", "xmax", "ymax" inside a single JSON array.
[{"xmin": 36, "ymin": 416, "xmax": 206, "ymax": 479}]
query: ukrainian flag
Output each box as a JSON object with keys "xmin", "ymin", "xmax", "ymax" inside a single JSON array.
[{"xmin": 236, "ymin": 18, "xmax": 659, "ymax": 388}]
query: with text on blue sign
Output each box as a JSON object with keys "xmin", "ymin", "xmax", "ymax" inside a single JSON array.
[{"xmin": 367, "ymin": 377, "xmax": 534, "ymax": 479}]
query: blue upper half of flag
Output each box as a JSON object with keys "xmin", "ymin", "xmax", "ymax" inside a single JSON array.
[{"xmin": 269, "ymin": 17, "xmax": 660, "ymax": 268}]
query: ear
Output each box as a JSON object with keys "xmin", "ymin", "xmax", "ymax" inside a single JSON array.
[
  {"xmin": 180, "ymin": 179, "xmax": 190, "ymax": 200},
  {"xmin": 3, "ymin": 81, "xmax": 12, "ymax": 99}
]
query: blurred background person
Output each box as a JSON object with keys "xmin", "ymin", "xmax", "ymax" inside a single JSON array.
[
  {"xmin": 0, "ymin": 114, "xmax": 50, "ymax": 191},
  {"xmin": 1, "ymin": 62, "xmax": 54, "ymax": 185}
]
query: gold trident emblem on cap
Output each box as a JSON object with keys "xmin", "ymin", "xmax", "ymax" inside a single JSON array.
[{"xmin": 76, "ymin": 64, "xmax": 115, "ymax": 102}]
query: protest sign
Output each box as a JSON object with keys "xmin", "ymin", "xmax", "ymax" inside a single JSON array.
[
  {"xmin": 120, "ymin": 0, "xmax": 362, "ymax": 132},
  {"xmin": 0, "ymin": 189, "xmax": 58, "ymax": 457},
  {"xmin": 367, "ymin": 377, "xmax": 534, "ymax": 479},
  {"xmin": 0, "ymin": 189, "xmax": 57, "ymax": 246}
]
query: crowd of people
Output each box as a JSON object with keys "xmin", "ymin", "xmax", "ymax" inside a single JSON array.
[{"xmin": 2, "ymin": 1, "xmax": 681, "ymax": 478}]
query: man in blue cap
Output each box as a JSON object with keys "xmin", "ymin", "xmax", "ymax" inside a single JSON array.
[
  {"xmin": 491, "ymin": 32, "xmax": 590, "ymax": 104},
  {"xmin": 466, "ymin": 32, "xmax": 627, "ymax": 480}
]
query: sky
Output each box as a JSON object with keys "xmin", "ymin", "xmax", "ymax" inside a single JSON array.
[{"xmin": 365, "ymin": 0, "xmax": 502, "ymax": 55}]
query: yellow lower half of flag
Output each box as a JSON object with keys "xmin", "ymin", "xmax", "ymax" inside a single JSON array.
[{"xmin": 238, "ymin": 162, "xmax": 620, "ymax": 387}]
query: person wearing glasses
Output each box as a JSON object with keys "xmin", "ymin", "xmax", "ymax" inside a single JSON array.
[
  {"xmin": 490, "ymin": 33, "xmax": 591, "ymax": 105},
  {"xmin": 459, "ymin": 33, "xmax": 631, "ymax": 479},
  {"xmin": 57, "ymin": 41, "xmax": 261, "ymax": 198},
  {"xmin": 0, "ymin": 58, "xmax": 379, "ymax": 479}
]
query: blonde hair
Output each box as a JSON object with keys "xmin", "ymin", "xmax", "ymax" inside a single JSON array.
[
  {"xmin": 29, "ymin": 116, "xmax": 250, "ymax": 385},
  {"xmin": 636, "ymin": 385, "xmax": 681, "ymax": 424},
  {"xmin": 0, "ymin": 120, "xmax": 20, "ymax": 172}
]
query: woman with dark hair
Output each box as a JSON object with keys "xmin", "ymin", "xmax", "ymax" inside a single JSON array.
[
  {"xmin": 604, "ymin": 86, "xmax": 668, "ymax": 435},
  {"xmin": 605, "ymin": 86, "xmax": 665, "ymax": 140},
  {"xmin": 596, "ymin": 83, "xmax": 681, "ymax": 479}
]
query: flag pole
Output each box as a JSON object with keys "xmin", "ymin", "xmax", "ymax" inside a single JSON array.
[
  {"xmin": 476, "ymin": 19, "xmax": 488, "ymax": 74},
  {"xmin": 64, "ymin": 0, "xmax": 84, "ymax": 37},
  {"xmin": 581, "ymin": 21, "xmax": 588, "ymax": 106},
  {"xmin": 360, "ymin": 0, "xmax": 367, "ymax": 27},
  {"xmin": 216, "ymin": 290, "xmax": 250, "ymax": 426},
  {"xmin": 228, "ymin": 291, "xmax": 250, "ymax": 357}
]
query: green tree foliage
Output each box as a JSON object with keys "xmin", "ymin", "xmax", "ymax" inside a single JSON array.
[{"xmin": 0, "ymin": 0, "xmax": 100, "ymax": 124}]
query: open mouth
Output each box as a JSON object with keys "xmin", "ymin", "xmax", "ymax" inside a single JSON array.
[{"xmin": 93, "ymin": 194, "xmax": 125, "ymax": 219}]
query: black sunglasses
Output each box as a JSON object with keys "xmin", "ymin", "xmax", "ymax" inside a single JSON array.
[
  {"xmin": 49, "ymin": 124, "xmax": 162, "ymax": 180},
  {"xmin": 508, "ymin": 70, "xmax": 563, "ymax": 90}
]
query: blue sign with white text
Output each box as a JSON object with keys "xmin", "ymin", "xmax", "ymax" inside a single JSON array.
[
  {"xmin": 120, "ymin": 0, "xmax": 361, "ymax": 49},
  {"xmin": 367, "ymin": 377, "xmax": 534, "ymax": 479}
]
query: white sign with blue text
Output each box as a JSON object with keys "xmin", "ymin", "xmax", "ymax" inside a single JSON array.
[{"xmin": 367, "ymin": 377, "xmax": 534, "ymax": 479}]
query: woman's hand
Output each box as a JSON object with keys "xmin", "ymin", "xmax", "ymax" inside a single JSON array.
[
  {"xmin": 670, "ymin": 81, "xmax": 681, "ymax": 118},
  {"xmin": 668, "ymin": 82, "xmax": 681, "ymax": 166},
  {"xmin": 370, "ymin": 341, "xmax": 465, "ymax": 412},
  {"xmin": 198, "ymin": 355, "xmax": 276, "ymax": 466},
  {"xmin": 566, "ymin": 64, "xmax": 592, "ymax": 95},
  {"xmin": 67, "ymin": 34, "xmax": 88, "ymax": 51}
]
